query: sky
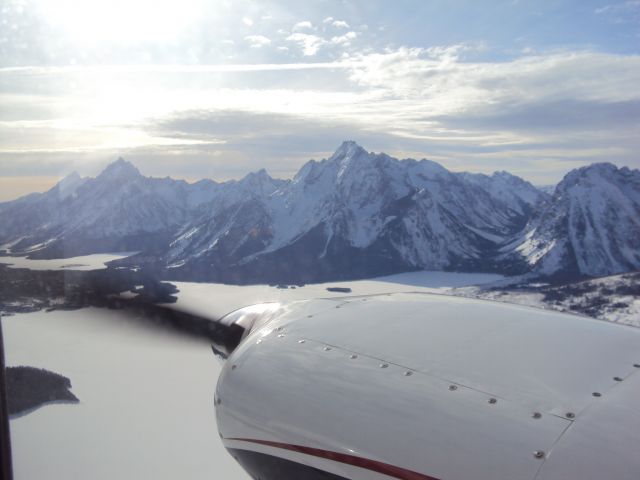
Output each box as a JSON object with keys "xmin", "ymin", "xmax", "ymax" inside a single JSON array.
[{"xmin": 1, "ymin": 0, "xmax": 639, "ymax": 200}]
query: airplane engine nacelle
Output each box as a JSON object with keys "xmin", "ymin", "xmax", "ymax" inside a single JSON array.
[{"xmin": 215, "ymin": 293, "xmax": 640, "ymax": 480}]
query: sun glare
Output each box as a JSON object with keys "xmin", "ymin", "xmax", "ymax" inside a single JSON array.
[{"xmin": 34, "ymin": 0, "xmax": 207, "ymax": 46}]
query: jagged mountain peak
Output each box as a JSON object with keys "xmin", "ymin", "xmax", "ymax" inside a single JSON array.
[
  {"xmin": 329, "ymin": 142, "xmax": 402, "ymax": 185},
  {"xmin": 292, "ymin": 142, "xmax": 380, "ymax": 187},
  {"xmin": 510, "ymin": 161, "xmax": 640, "ymax": 277},
  {"xmin": 60, "ymin": 171, "xmax": 81, "ymax": 183},
  {"xmin": 492, "ymin": 170, "xmax": 520, "ymax": 181},
  {"xmin": 238, "ymin": 168, "xmax": 287, "ymax": 191},
  {"xmin": 491, "ymin": 170, "xmax": 545, "ymax": 194},
  {"xmin": 192, "ymin": 178, "xmax": 218, "ymax": 187},
  {"xmin": 51, "ymin": 171, "xmax": 86, "ymax": 199},
  {"xmin": 329, "ymin": 140, "xmax": 368, "ymax": 162},
  {"xmin": 98, "ymin": 157, "xmax": 142, "ymax": 181},
  {"xmin": 465, "ymin": 169, "xmax": 531, "ymax": 185},
  {"xmin": 412, "ymin": 157, "xmax": 452, "ymax": 178},
  {"xmin": 576, "ymin": 161, "xmax": 620, "ymax": 173},
  {"xmin": 234, "ymin": 168, "xmax": 287, "ymax": 200},
  {"xmin": 242, "ymin": 168, "xmax": 272, "ymax": 182},
  {"xmin": 559, "ymin": 162, "xmax": 626, "ymax": 186}
]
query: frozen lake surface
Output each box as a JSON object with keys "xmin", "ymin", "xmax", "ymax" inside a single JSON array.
[
  {"xmin": 0, "ymin": 252, "xmax": 137, "ymax": 271},
  {"xmin": 4, "ymin": 308, "xmax": 248, "ymax": 480},
  {"xmin": 171, "ymin": 270, "xmax": 505, "ymax": 320}
]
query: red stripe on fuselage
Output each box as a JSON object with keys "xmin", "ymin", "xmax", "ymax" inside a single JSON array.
[{"xmin": 226, "ymin": 437, "xmax": 441, "ymax": 480}]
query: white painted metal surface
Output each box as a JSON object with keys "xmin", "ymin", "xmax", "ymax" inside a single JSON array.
[
  {"xmin": 215, "ymin": 293, "xmax": 640, "ymax": 479},
  {"xmin": 535, "ymin": 370, "xmax": 640, "ymax": 480}
]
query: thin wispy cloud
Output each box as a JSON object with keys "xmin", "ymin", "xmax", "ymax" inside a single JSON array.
[
  {"xmin": 594, "ymin": 0, "xmax": 640, "ymax": 28},
  {"xmin": 245, "ymin": 35, "xmax": 272, "ymax": 48},
  {"xmin": 0, "ymin": 62, "xmax": 354, "ymax": 75}
]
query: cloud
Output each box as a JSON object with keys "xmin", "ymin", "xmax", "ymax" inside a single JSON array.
[
  {"xmin": 3, "ymin": 0, "xmax": 638, "ymax": 195},
  {"xmin": 594, "ymin": 1, "xmax": 640, "ymax": 23},
  {"xmin": 331, "ymin": 31, "xmax": 358, "ymax": 45},
  {"xmin": 293, "ymin": 21, "xmax": 313, "ymax": 31},
  {"xmin": 0, "ymin": 62, "xmax": 353, "ymax": 78},
  {"xmin": 348, "ymin": 47, "xmax": 640, "ymax": 111},
  {"xmin": 134, "ymin": 109, "xmax": 411, "ymax": 179},
  {"xmin": 3, "ymin": 44, "xmax": 640, "ymax": 189},
  {"xmin": 153, "ymin": 109, "xmax": 326, "ymax": 138},
  {"xmin": 286, "ymin": 33, "xmax": 327, "ymax": 56},
  {"xmin": 244, "ymin": 35, "xmax": 272, "ymax": 48},
  {"xmin": 337, "ymin": 46, "xmax": 640, "ymax": 172}
]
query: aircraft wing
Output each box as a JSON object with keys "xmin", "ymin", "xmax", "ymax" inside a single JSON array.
[{"xmin": 215, "ymin": 293, "xmax": 640, "ymax": 480}]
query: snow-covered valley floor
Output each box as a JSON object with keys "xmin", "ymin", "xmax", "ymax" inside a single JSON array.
[
  {"xmin": 3, "ymin": 269, "xmax": 502, "ymax": 480},
  {"xmin": 453, "ymin": 272, "xmax": 640, "ymax": 327}
]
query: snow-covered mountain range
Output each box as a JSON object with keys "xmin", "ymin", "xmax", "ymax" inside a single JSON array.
[
  {"xmin": 503, "ymin": 162, "xmax": 640, "ymax": 277},
  {"xmin": 1, "ymin": 142, "xmax": 637, "ymax": 283}
]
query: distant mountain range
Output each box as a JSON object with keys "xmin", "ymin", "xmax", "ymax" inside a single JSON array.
[{"xmin": 1, "ymin": 142, "xmax": 638, "ymax": 283}]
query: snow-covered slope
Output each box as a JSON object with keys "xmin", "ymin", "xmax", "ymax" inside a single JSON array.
[
  {"xmin": 459, "ymin": 170, "xmax": 544, "ymax": 217},
  {"xmin": 0, "ymin": 159, "xmax": 220, "ymax": 258},
  {"xmin": 14, "ymin": 142, "xmax": 639, "ymax": 284},
  {"xmin": 536, "ymin": 184, "xmax": 557, "ymax": 196},
  {"xmin": 507, "ymin": 163, "xmax": 640, "ymax": 277},
  {"xmin": 165, "ymin": 142, "xmax": 548, "ymax": 282}
]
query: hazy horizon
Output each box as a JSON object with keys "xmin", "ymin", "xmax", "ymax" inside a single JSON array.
[{"xmin": 3, "ymin": 141, "xmax": 636, "ymax": 202}]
